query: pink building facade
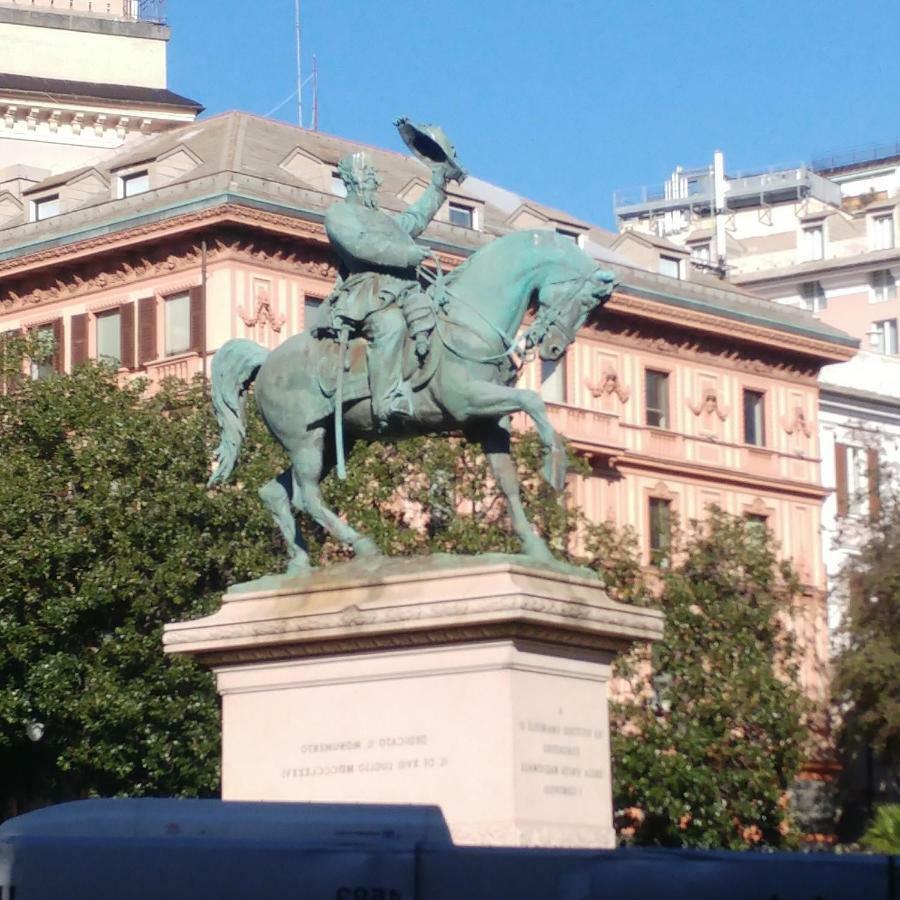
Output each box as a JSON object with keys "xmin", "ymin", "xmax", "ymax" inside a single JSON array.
[{"xmin": 0, "ymin": 114, "xmax": 857, "ymax": 716}]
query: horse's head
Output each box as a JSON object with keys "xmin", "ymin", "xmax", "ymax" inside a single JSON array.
[{"xmin": 529, "ymin": 264, "xmax": 617, "ymax": 360}]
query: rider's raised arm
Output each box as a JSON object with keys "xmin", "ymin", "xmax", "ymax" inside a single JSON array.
[
  {"xmin": 395, "ymin": 169, "xmax": 449, "ymax": 238},
  {"xmin": 325, "ymin": 203, "xmax": 422, "ymax": 269}
]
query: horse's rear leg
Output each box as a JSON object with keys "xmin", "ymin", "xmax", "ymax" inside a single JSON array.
[
  {"xmin": 291, "ymin": 428, "xmax": 380, "ymax": 558},
  {"xmin": 471, "ymin": 422, "xmax": 555, "ymax": 562},
  {"xmin": 258, "ymin": 469, "xmax": 310, "ymax": 573}
]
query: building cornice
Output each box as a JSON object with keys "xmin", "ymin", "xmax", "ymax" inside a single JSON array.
[
  {"xmin": 608, "ymin": 289, "xmax": 856, "ymax": 365},
  {"xmin": 614, "ymin": 453, "xmax": 829, "ymax": 501},
  {"xmin": 0, "ymin": 6, "xmax": 169, "ymax": 40}
]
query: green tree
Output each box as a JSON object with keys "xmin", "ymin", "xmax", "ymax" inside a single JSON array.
[
  {"xmin": 834, "ymin": 483, "xmax": 900, "ymax": 766},
  {"xmin": 0, "ymin": 350, "xmax": 286, "ymax": 816},
  {"xmin": 611, "ymin": 509, "xmax": 807, "ymax": 850},
  {"xmin": 0, "ymin": 346, "xmax": 586, "ymax": 817}
]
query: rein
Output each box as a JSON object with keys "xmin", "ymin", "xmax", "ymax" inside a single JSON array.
[{"xmin": 418, "ymin": 258, "xmax": 598, "ymax": 369}]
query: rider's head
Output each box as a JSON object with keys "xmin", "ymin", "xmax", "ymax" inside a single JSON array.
[{"xmin": 337, "ymin": 152, "xmax": 381, "ymax": 209}]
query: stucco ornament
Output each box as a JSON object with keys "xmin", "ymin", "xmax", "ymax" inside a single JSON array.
[{"xmin": 207, "ymin": 118, "xmax": 616, "ymax": 581}]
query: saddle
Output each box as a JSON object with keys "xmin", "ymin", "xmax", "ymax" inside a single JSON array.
[{"xmin": 314, "ymin": 328, "xmax": 441, "ymax": 413}]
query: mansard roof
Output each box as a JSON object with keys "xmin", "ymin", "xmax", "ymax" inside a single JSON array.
[{"xmin": 0, "ymin": 110, "xmax": 856, "ymax": 353}]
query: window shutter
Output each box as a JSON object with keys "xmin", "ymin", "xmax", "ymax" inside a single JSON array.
[
  {"xmin": 138, "ymin": 296, "xmax": 157, "ymax": 365},
  {"xmin": 189, "ymin": 285, "xmax": 205, "ymax": 353},
  {"xmin": 120, "ymin": 302, "xmax": 135, "ymax": 369},
  {"xmin": 51, "ymin": 318, "xmax": 64, "ymax": 372},
  {"xmin": 70, "ymin": 313, "xmax": 88, "ymax": 367},
  {"xmin": 1, "ymin": 329, "xmax": 22, "ymax": 393},
  {"xmin": 867, "ymin": 447, "xmax": 881, "ymax": 521},
  {"xmin": 835, "ymin": 442, "xmax": 849, "ymax": 518}
]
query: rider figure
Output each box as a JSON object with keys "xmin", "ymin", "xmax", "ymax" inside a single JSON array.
[{"xmin": 321, "ymin": 151, "xmax": 457, "ymax": 430}]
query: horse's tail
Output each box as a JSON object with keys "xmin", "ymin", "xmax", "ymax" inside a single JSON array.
[{"xmin": 207, "ymin": 338, "xmax": 270, "ymax": 487}]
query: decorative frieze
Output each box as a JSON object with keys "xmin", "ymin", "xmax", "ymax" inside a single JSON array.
[{"xmin": 0, "ymin": 229, "xmax": 339, "ymax": 312}]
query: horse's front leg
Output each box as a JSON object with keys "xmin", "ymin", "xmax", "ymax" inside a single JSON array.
[
  {"xmin": 290, "ymin": 427, "xmax": 380, "ymax": 558},
  {"xmin": 467, "ymin": 421, "xmax": 556, "ymax": 562},
  {"xmin": 456, "ymin": 381, "xmax": 567, "ymax": 491}
]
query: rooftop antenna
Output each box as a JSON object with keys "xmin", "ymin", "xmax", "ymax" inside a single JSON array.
[{"xmin": 294, "ymin": 0, "xmax": 303, "ymax": 127}]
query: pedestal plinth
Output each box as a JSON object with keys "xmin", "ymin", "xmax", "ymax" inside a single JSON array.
[{"xmin": 163, "ymin": 557, "xmax": 663, "ymax": 848}]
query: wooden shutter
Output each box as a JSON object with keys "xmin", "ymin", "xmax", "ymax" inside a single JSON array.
[
  {"xmin": 189, "ymin": 284, "xmax": 205, "ymax": 353},
  {"xmin": 834, "ymin": 441, "xmax": 849, "ymax": 518},
  {"xmin": 51, "ymin": 318, "xmax": 64, "ymax": 373},
  {"xmin": 867, "ymin": 446, "xmax": 881, "ymax": 521},
  {"xmin": 137, "ymin": 296, "xmax": 157, "ymax": 365},
  {"xmin": 1, "ymin": 328, "xmax": 21, "ymax": 393},
  {"xmin": 120, "ymin": 302, "xmax": 135, "ymax": 369},
  {"xmin": 70, "ymin": 313, "xmax": 88, "ymax": 367}
]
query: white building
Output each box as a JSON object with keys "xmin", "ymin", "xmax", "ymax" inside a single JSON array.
[
  {"xmin": 0, "ymin": 0, "xmax": 201, "ymax": 228},
  {"xmin": 613, "ymin": 147, "xmax": 900, "ymax": 635}
]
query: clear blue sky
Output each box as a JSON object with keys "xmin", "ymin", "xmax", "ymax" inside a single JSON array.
[{"xmin": 168, "ymin": 0, "xmax": 900, "ymax": 230}]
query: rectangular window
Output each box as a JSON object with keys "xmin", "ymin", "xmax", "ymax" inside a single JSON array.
[
  {"xmin": 330, "ymin": 171, "xmax": 347, "ymax": 198},
  {"xmin": 120, "ymin": 170, "xmax": 150, "ymax": 198},
  {"xmin": 649, "ymin": 498, "xmax": 672, "ymax": 567},
  {"xmin": 870, "ymin": 269, "xmax": 896, "ymax": 303},
  {"xmin": 540, "ymin": 357, "xmax": 566, "ymax": 404},
  {"xmin": 30, "ymin": 324, "xmax": 56, "ymax": 380},
  {"xmin": 690, "ymin": 242, "xmax": 711, "ymax": 263},
  {"xmin": 164, "ymin": 293, "xmax": 191, "ymax": 356},
  {"xmin": 96, "ymin": 310, "xmax": 122, "ymax": 366},
  {"xmin": 33, "ymin": 194, "xmax": 60, "ymax": 221},
  {"xmin": 448, "ymin": 202, "xmax": 474, "ymax": 228},
  {"xmin": 658, "ymin": 255, "xmax": 681, "ymax": 279},
  {"xmin": 645, "ymin": 369, "xmax": 670, "ymax": 428},
  {"xmin": 304, "ymin": 295, "xmax": 323, "ymax": 332},
  {"xmin": 801, "ymin": 225, "xmax": 824, "ymax": 261},
  {"xmin": 556, "ymin": 228, "xmax": 581, "ymax": 244},
  {"xmin": 873, "ymin": 214, "xmax": 895, "ymax": 250},
  {"xmin": 800, "ymin": 280, "xmax": 827, "ymax": 313},
  {"xmin": 873, "ymin": 318, "xmax": 899, "ymax": 355},
  {"xmin": 743, "ymin": 389, "xmax": 766, "ymax": 446},
  {"xmin": 745, "ymin": 513, "xmax": 769, "ymax": 542}
]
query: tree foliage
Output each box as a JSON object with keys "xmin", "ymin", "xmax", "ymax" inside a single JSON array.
[
  {"xmin": 0, "ymin": 350, "xmax": 587, "ymax": 816},
  {"xmin": 1, "ymin": 348, "xmax": 811, "ymax": 847},
  {"xmin": 834, "ymin": 482, "xmax": 900, "ymax": 766},
  {"xmin": 611, "ymin": 510, "xmax": 808, "ymax": 850},
  {"xmin": 0, "ymin": 350, "xmax": 285, "ymax": 815}
]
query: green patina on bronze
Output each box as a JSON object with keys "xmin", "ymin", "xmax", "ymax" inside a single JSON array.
[{"xmin": 207, "ymin": 118, "xmax": 617, "ymax": 579}]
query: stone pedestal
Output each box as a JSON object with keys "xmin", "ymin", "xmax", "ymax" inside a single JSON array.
[{"xmin": 163, "ymin": 557, "xmax": 663, "ymax": 848}]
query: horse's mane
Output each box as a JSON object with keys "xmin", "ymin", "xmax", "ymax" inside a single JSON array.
[{"xmin": 442, "ymin": 229, "xmax": 580, "ymax": 286}]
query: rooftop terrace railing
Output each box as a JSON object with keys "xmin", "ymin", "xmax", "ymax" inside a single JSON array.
[
  {"xmin": 124, "ymin": 0, "xmax": 166, "ymax": 23},
  {"xmin": 812, "ymin": 140, "xmax": 900, "ymax": 173}
]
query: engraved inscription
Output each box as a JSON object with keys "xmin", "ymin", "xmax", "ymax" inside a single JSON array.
[
  {"xmin": 280, "ymin": 733, "xmax": 446, "ymax": 780},
  {"xmin": 518, "ymin": 719, "xmax": 605, "ymax": 799}
]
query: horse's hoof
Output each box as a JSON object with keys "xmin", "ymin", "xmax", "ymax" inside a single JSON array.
[
  {"xmin": 286, "ymin": 555, "xmax": 312, "ymax": 575},
  {"xmin": 543, "ymin": 446, "xmax": 567, "ymax": 493},
  {"xmin": 522, "ymin": 537, "xmax": 556, "ymax": 564},
  {"xmin": 353, "ymin": 537, "xmax": 381, "ymax": 558}
]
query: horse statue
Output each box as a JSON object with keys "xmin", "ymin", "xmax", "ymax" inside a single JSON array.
[{"xmin": 208, "ymin": 229, "xmax": 616, "ymax": 575}]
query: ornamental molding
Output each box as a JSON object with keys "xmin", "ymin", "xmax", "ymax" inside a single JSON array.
[
  {"xmin": 585, "ymin": 365, "xmax": 630, "ymax": 404},
  {"xmin": 0, "ymin": 232, "xmax": 339, "ymax": 312},
  {"xmin": 607, "ymin": 290, "xmax": 854, "ymax": 366},
  {"xmin": 188, "ymin": 620, "xmax": 637, "ymax": 668},
  {"xmin": 0, "ymin": 202, "xmax": 332, "ymax": 281},
  {"xmin": 782, "ymin": 405, "xmax": 813, "ymax": 438},
  {"xmin": 589, "ymin": 319, "xmax": 820, "ymax": 384},
  {"xmin": 238, "ymin": 281, "xmax": 286, "ymax": 333},
  {"xmin": 686, "ymin": 386, "xmax": 729, "ymax": 420}
]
